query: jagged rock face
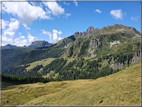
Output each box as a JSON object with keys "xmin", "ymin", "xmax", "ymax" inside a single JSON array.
[
  {"xmin": 88, "ymin": 38, "xmax": 99, "ymax": 58},
  {"xmin": 88, "ymin": 48, "xmax": 97, "ymax": 58},
  {"xmin": 111, "ymin": 50, "xmax": 141, "ymax": 69},
  {"xmin": 90, "ymin": 38, "xmax": 99, "ymax": 48},
  {"xmin": 87, "ymin": 26, "xmax": 95, "ymax": 33},
  {"xmin": 111, "ymin": 62, "xmax": 124, "ymax": 69},
  {"xmin": 73, "ymin": 26, "xmax": 99, "ymax": 38},
  {"xmin": 74, "ymin": 32, "xmax": 79, "ymax": 35}
]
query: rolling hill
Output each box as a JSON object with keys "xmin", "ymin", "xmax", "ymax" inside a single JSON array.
[{"xmin": 1, "ymin": 62, "xmax": 140, "ymax": 105}]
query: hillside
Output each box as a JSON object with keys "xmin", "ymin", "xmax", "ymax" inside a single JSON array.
[
  {"xmin": 1, "ymin": 24, "xmax": 141, "ymax": 80},
  {"xmin": 1, "ymin": 63, "xmax": 140, "ymax": 105}
]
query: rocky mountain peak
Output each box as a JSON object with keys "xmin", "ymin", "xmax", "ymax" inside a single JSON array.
[
  {"xmin": 74, "ymin": 32, "xmax": 80, "ymax": 35},
  {"xmin": 29, "ymin": 40, "xmax": 53, "ymax": 48},
  {"xmin": 87, "ymin": 26, "xmax": 95, "ymax": 33}
]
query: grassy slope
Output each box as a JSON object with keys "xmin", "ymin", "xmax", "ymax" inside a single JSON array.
[
  {"xmin": 25, "ymin": 58, "xmax": 55, "ymax": 71},
  {"xmin": 1, "ymin": 63, "xmax": 140, "ymax": 106}
]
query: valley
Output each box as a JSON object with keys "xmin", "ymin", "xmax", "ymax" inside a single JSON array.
[{"xmin": 1, "ymin": 24, "xmax": 141, "ymax": 106}]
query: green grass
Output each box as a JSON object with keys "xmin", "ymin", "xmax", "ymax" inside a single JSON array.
[
  {"xmin": 25, "ymin": 58, "xmax": 55, "ymax": 71},
  {"xmin": 1, "ymin": 63, "xmax": 140, "ymax": 106}
]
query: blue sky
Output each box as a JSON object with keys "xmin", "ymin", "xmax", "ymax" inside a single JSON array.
[{"xmin": 1, "ymin": 1, "xmax": 141, "ymax": 46}]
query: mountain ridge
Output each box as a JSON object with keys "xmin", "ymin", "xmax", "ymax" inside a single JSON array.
[
  {"xmin": 2, "ymin": 24, "xmax": 140, "ymax": 48},
  {"xmin": 1, "ymin": 24, "xmax": 141, "ymax": 81}
]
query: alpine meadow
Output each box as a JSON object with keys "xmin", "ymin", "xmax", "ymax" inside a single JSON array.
[{"xmin": 1, "ymin": 1, "xmax": 141, "ymax": 106}]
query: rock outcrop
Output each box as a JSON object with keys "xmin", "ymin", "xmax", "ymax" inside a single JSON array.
[
  {"xmin": 90, "ymin": 38, "xmax": 99, "ymax": 48},
  {"xmin": 132, "ymin": 50, "xmax": 141, "ymax": 64},
  {"xmin": 88, "ymin": 48, "xmax": 97, "ymax": 58},
  {"xmin": 110, "ymin": 41, "xmax": 120, "ymax": 48},
  {"xmin": 111, "ymin": 62, "xmax": 124, "ymax": 69}
]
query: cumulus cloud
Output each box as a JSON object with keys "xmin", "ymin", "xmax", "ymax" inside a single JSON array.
[
  {"xmin": 19, "ymin": 35, "xmax": 25, "ymax": 39},
  {"xmin": 28, "ymin": 34, "xmax": 36, "ymax": 43},
  {"xmin": 110, "ymin": 9, "xmax": 123, "ymax": 20},
  {"xmin": 2, "ymin": 18, "xmax": 37, "ymax": 46},
  {"xmin": 53, "ymin": 29, "xmax": 62, "ymax": 41},
  {"xmin": 14, "ymin": 36, "xmax": 28, "ymax": 46},
  {"xmin": 42, "ymin": 29, "xmax": 62, "ymax": 43},
  {"xmin": 95, "ymin": 9, "xmax": 102, "ymax": 13},
  {"xmin": 2, "ymin": 33, "xmax": 36, "ymax": 46},
  {"xmin": 43, "ymin": 2, "xmax": 64, "ymax": 16},
  {"xmin": 2, "ymin": 2, "xmax": 51, "ymax": 24},
  {"xmin": 3, "ymin": 18, "xmax": 19, "ymax": 39},
  {"xmin": 42, "ymin": 30, "xmax": 48, "ymax": 35},
  {"xmin": 0, "ymin": 19, "xmax": 8, "ymax": 29},
  {"xmin": 2, "ymin": 36, "xmax": 14, "ymax": 45},
  {"xmin": 131, "ymin": 16, "xmax": 138, "ymax": 21},
  {"xmin": 15, "ymin": 34, "xmax": 36, "ymax": 46},
  {"xmin": 23, "ymin": 23, "xmax": 30, "ymax": 30}
]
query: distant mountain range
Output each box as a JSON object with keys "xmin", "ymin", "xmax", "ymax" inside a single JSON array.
[
  {"xmin": 1, "ymin": 24, "xmax": 141, "ymax": 81},
  {"xmin": 28, "ymin": 40, "xmax": 54, "ymax": 48},
  {"xmin": 2, "ymin": 40, "xmax": 54, "ymax": 49},
  {"xmin": 2, "ymin": 44, "xmax": 18, "ymax": 49}
]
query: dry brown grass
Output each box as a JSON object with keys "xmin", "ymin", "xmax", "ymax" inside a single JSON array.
[{"xmin": 1, "ymin": 63, "xmax": 141, "ymax": 106}]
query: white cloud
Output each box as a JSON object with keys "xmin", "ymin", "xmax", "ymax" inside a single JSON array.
[
  {"xmin": 2, "ymin": 18, "xmax": 29, "ymax": 46},
  {"xmin": 53, "ymin": 29, "xmax": 62, "ymax": 41},
  {"xmin": 110, "ymin": 9, "xmax": 123, "ymax": 20},
  {"xmin": 131, "ymin": 16, "xmax": 138, "ymax": 21},
  {"xmin": 8, "ymin": 18, "xmax": 19, "ymax": 32},
  {"xmin": 0, "ymin": 19, "xmax": 8, "ymax": 29},
  {"xmin": 63, "ymin": 2, "xmax": 70, "ymax": 5},
  {"xmin": 42, "ymin": 29, "xmax": 62, "ymax": 43},
  {"xmin": 43, "ymin": 2, "xmax": 64, "ymax": 16},
  {"xmin": 23, "ymin": 23, "xmax": 30, "ymax": 30},
  {"xmin": 66, "ymin": 13, "xmax": 71, "ymax": 18},
  {"xmin": 42, "ymin": 29, "xmax": 48, "ymax": 35},
  {"xmin": 42, "ymin": 29, "xmax": 52, "ymax": 42},
  {"xmin": 2, "ymin": 2, "xmax": 51, "ymax": 24},
  {"xmin": 19, "ymin": 36, "xmax": 25, "ymax": 39},
  {"xmin": 95, "ymin": 9, "xmax": 102, "ymax": 13},
  {"xmin": 74, "ymin": 0, "xmax": 78, "ymax": 6},
  {"xmin": 14, "ymin": 36, "xmax": 28, "ymax": 46},
  {"xmin": 28, "ymin": 34, "xmax": 36, "ymax": 43},
  {"xmin": 3, "ymin": 18, "xmax": 19, "ymax": 39},
  {"xmin": 4, "ymin": 32, "xmax": 15, "ymax": 37},
  {"xmin": 2, "ymin": 18, "xmax": 37, "ymax": 46},
  {"xmin": 2, "ymin": 36, "xmax": 14, "ymax": 45}
]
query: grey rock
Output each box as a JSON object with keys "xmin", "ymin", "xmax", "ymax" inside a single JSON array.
[
  {"xmin": 111, "ymin": 62, "xmax": 124, "ymax": 69},
  {"xmin": 90, "ymin": 38, "xmax": 99, "ymax": 48},
  {"xmin": 132, "ymin": 50, "xmax": 141, "ymax": 64},
  {"xmin": 87, "ymin": 26, "xmax": 95, "ymax": 33},
  {"xmin": 88, "ymin": 48, "xmax": 97, "ymax": 58}
]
